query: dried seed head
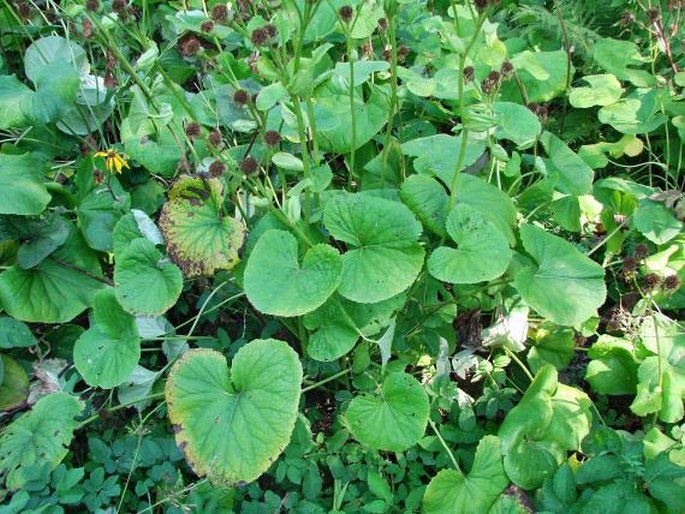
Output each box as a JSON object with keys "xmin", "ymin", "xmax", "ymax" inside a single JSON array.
[
  {"xmin": 664, "ymin": 274, "xmax": 682, "ymax": 291},
  {"xmin": 487, "ymin": 70, "xmax": 501, "ymax": 84},
  {"xmin": 82, "ymin": 18, "xmax": 93, "ymax": 38},
  {"xmin": 208, "ymin": 160, "xmax": 226, "ymax": 177},
  {"xmin": 481, "ymin": 78, "xmax": 496, "ymax": 95},
  {"xmin": 185, "ymin": 122, "xmax": 201, "ymax": 138},
  {"xmin": 179, "ymin": 34, "xmax": 201, "ymax": 57},
  {"xmin": 201, "ymin": 20, "xmax": 214, "ymax": 33},
  {"xmin": 240, "ymin": 156, "xmax": 259, "ymax": 174},
  {"xmin": 463, "ymin": 65, "xmax": 475, "ymax": 83},
  {"xmin": 643, "ymin": 272, "xmax": 661, "ymax": 289},
  {"xmin": 208, "ymin": 130, "xmax": 223, "ymax": 147},
  {"xmin": 339, "ymin": 5, "xmax": 353, "ymax": 22},
  {"xmin": 264, "ymin": 24, "xmax": 277, "ymax": 38},
  {"xmin": 233, "ymin": 89, "xmax": 250, "ymax": 106},
  {"xmin": 251, "ymin": 27, "xmax": 268, "ymax": 46},
  {"xmin": 633, "ymin": 243, "xmax": 650, "ymax": 260},
  {"xmin": 382, "ymin": 49, "xmax": 392, "ymax": 62},
  {"xmin": 621, "ymin": 10, "xmax": 635, "ymax": 25},
  {"xmin": 528, "ymin": 102, "xmax": 548, "ymax": 123},
  {"xmin": 112, "ymin": 0, "xmax": 127, "ymax": 13},
  {"xmin": 16, "ymin": 1, "xmax": 31, "ymax": 19},
  {"xmin": 104, "ymin": 71, "xmax": 117, "ymax": 89},
  {"xmin": 623, "ymin": 255, "xmax": 638, "ymax": 276},
  {"xmin": 474, "ymin": 0, "xmax": 488, "ymax": 12},
  {"xmin": 377, "ymin": 17, "xmax": 388, "ymax": 32},
  {"xmin": 647, "ymin": 7, "xmax": 660, "ymax": 22},
  {"xmin": 264, "ymin": 130, "xmax": 282, "ymax": 147},
  {"xmin": 500, "ymin": 61, "xmax": 514, "ymax": 79},
  {"xmin": 86, "ymin": 0, "xmax": 100, "ymax": 11},
  {"xmin": 211, "ymin": 4, "xmax": 228, "ymax": 22}
]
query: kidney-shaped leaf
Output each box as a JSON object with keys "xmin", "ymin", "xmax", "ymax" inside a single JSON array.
[
  {"xmin": 423, "ymin": 435, "xmax": 509, "ymax": 514},
  {"xmin": 114, "ymin": 238, "xmax": 183, "ymax": 316},
  {"xmin": 324, "ymin": 194, "xmax": 424, "ymax": 303},
  {"xmin": 0, "ymin": 393, "xmax": 83, "ymax": 490},
  {"xmin": 346, "ymin": 372, "xmax": 429, "ymax": 451},
  {"xmin": 514, "ymin": 225, "xmax": 606, "ymax": 327},
  {"xmin": 73, "ymin": 288, "xmax": 140, "ymax": 389},
  {"xmin": 160, "ymin": 175, "xmax": 245, "ymax": 277},
  {"xmin": 165, "ymin": 340, "xmax": 302, "ymax": 484},
  {"xmin": 428, "ymin": 204, "xmax": 512, "ymax": 284},
  {"xmin": 245, "ymin": 230, "xmax": 342, "ymax": 317}
]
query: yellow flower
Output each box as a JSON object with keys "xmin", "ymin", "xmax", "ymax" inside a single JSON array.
[{"xmin": 94, "ymin": 149, "xmax": 130, "ymax": 174}]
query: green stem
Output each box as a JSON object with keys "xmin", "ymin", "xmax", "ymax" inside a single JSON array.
[
  {"xmin": 302, "ymin": 369, "xmax": 351, "ymax": 393},
  {"xmin": 428, "ymin": 418, "xmax": 461, "ymax": 473}
]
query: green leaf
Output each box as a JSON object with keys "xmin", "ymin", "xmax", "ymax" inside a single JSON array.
[
  {"xmin": 114, "ymin": 238, "xmax": 184, "ymax": 316},
  {"xmin": 593, "ymin": 38, "xmax": 654, "ymax": 87},
  {"xmin": 540, "ymin": 132, "xmax": 594, "ymax": 196},
  {"xmin": 514, "ymin": 224, "xmax": 606, "ymax": 327},
  {"xmin": 598, "ymin": 90, "xmax": 668, "ymax": 135},
  {"xmin": 527, "ymin": 327, "xmax": 575, "ymax": 373},
  {"xmin": 23, "ymin": 36, "xmax": 88, "ymax": 83},
  {"xmin": 29, "ymin": 61, "xmax": 80, "ymax": 124},
  {"xmin": 585, "ymin": 335, "xmax": 638, "ymax": 395},
  {"xmin": 346, "ymin": 372, "xmax": 429, "ymax": 451},
  {"xmin": 507, "ymin": 50, "xmax": 571, "ymax": 102},
  {"xmin": 159, "ymin": 176, "xmax": 246, "ymax": 277},
  {"xmin": 0, "ymin": 393, "xmax": 83, "ymax": 490},
  {"xmin": 569, "ymin": 74, "xmax": 624, "ymax": 108},
  {"xmin": 428, "ymin": 204, "xmax": 512, "ymax": 284},
  {"xmin": 73, "ymin": 288, "xmax": 141, "ymax": 389},
  {"xmin": 423, "ymin": 436, "xmax": 509, "ymax": 513},
  {"xmin": 14, "ymin": 214, "xmax": 70, "ymax": 269},
  {"xmin": 165, "ymin": 340, "xmax": 302, "ymax": 484},
  {"xmin": 245, "ymin": 230, "xmax": 342, "ymax": 317},
  {"xmin": 0, "ymin": 228, "xmax": 105, "ymax": 323},
  {"xmin": 633, "ymin": 199, "xmax": 682, "ymax": 245},
  {"xmin": 455, "ymin": 175, "xmax": 517, "ymax": 244},
  {"xmin": 630, "ymin": 316, "xmax": 685, "ymax": 423},
  {"xmin": 0, "ymin": 355, "xmax": 29, "ymax": 411},
  {"xmin": 323, "ymin": 193, "xmax": 424, "ymax": 303},
  {"xmin": 400, "ymin": 175, "xmax": 449, "ymax": 237},
  {"xmin": 401, "ymin": 134, "xmax": 486, "ymax": 189},
  {"xmin": 0, "ymin": 75, "xmax": 32, "ymax": 129},
  {"xmin": 493, "ymin": 102, "xmax": 541, "ymax": 148},
  {"xmin": 77, "ymin": 178, "xmax": 131, "ymax": 252},
  {"xmin": 0, "ymin": 153, "xmax": 51, "ymax": 216},
  {"xmin": 0, "ymin": 317, "xmax": 37, "ymax": 349}
]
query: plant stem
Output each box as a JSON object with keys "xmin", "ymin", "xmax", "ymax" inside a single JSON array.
[
  {"xmin": 302, "ymin": 369, "xmax": 351, "ymax": 393},
  {"xmin": 428, "ymin": 418, "xmax": 461, "ymax": 473}
]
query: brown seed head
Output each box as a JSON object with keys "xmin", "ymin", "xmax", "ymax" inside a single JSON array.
[
  {"xmin": 643, "ymin": 272, "xmax": 661, "ymax": 289},
  {"xmin": 463, "ymin": 65, "xmax": 475, "ymax": 83},
  {"xmin": 251, "ymin": 27, "xmax": 268, "ymax": 46},
  {"xmin": 201, "ymin": 20, "xmax": 214, "ymax": 33},
  {"xmin": 339, "ymin": 5, "xmax": 353, "ymax": 22},
  {"xmin": 264, "ymin": 130, "xmax": 282, "ymax": 147},
  {"xmin": 664, "ymin": 274, "xmax": 682, "ymax": 291},
  {"xmin": 633, "ymin": 243, "xmax": 650, "ymax": 260},
  {"xmin": 211, "ymin": 4, "xmax": 228, "ymax": 22},
  {"xmin": 500, "ymin": 61, "xmax": 514, "ymax": 79},
  {"xmin": 86, "ymin": 0, "xmax": 100, "ymax": 11},
  {"xmin": 240, "ymin": 156, "xmax": 259, "ymax": 174},
  {"xmin": 208, "ymin": 130, "xmax": 223, "ymax": 147},
  {"xmin": 208, "ymin": 160, "xmax": 226, "ymax": 177},
  {"xmin": 185, "ymin": 122, "xmax": 201, "ymax": 138},
  {"xmin": 233, "ymin": 89, "xmax": 250, "ymax": 106}
]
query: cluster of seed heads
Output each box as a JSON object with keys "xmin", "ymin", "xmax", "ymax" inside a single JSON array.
[{"xmin": 250, "ymin": 24, "xmax": 277, "ymax": 47}]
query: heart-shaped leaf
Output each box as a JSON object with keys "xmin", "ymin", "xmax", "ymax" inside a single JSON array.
[
  {"xmin": 159, "ymin": 175, "xmax": 246, "ymax": 277},
  {"xmin": 0, "ymin": 228, "xmax": 105, "ymax": 323},
  {"xmin": 400, "ymin": 175, "xmax": 449, "ymax": 237},
  {"xmin": 428, "ymin": 204, "xmax": 512, "ymax": 284},
  {"xmin": 0, "ymin": 393, "xmax": 83, "ymax": 490},
  {"xmin": 244, "ymin": 229, "xmax": 342, "ymax": 317},
  {"xmin": 114, "ymin": 238, "xmax": 183, "ymax": 316},
  {"xmin": 569, "ymin": 74, "xmax": 624, "ymax": 108},
  {"xmin": 0, "ymin": 212, "xmax": 70, "ymax": 269},
  {"xmin": 324, "ymin": 193, "xmax": 424, "ymax": 303},
  {"xmin": 346, "ymin": 372, "xmax": 429, "ymax": 451},
  {"xmin": 165, "ymin": 339, "xmax": 302, "ymax": 484},
  {"xmin": 423, "ymin": 435, "xmax": 509, "ymax": 513},
  {"xmin": 0, "ymin": 355, "xmax": 29, "ymax": 410},
  {"xmin": 77, "ymin": 178, "xmax": 131, "ymax": 252},
  {"xmin": 514, "ymin": 224, "xmax": 606, "ymax": 327},
  {"xmin": 0, "ymin": 317, "xmax": 37, "ymax": 349},
  {"xmin": 73, "ymin": 288, "xmax": 140, "ymax": 389}
]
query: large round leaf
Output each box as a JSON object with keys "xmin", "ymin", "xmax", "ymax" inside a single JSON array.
[
  {"xmin": 455, "ymin": 175, "xmax": 517, "ymax": 244},
  {"xmin": 165, "ymin": 339, "xmax": 303, "ymax": 484},
  {"xmin": 77, "ymin": 178, "xmax": 131, "ymax": 252},
  {"xmin": 0, "ymin": 213, "xmax": 70, "ymax": 269},
  {"xmin": 0, "ymin": 153, "xmax": 51, "ymax": 216},
  {"xmin": 0, "ymin": 317, "xmax": 37, "ymax": 349},
  {"xmin": 514, "ymin": 224, "xmax": 606, "ymax": 327},
  {"xmin": 399, "ymin": 175, "xmax": 449, "ymax": 237},
  {"xmin": 493, "ymin": 102, "xmax": 541, "ymax": 148},
  {"xmin": 73, "ymin": 289, "xmax": 140, "ymax": 389},
  {"xmin": 0, "ymin": 393, "xmax": 83, "ymax": 490},
  {"xmin": 423, "ymin": 435, "xmax": 509, "ymax": 513},
  {"xmin": 428, "ymin": 204, "xmax": 512, "ymax": 284},
  {"xmin": 323, "ymin": 194, "xmax": 424, "ymax": 303},
  {"xmin": 346, "ymin": 372, "xmax": 429, "ymax": 451},
  {"xmin": 0, "ymin": 228, "xmax": 105, "ymax": 323},
  {"xmin": 159, "ymin": 175, "xmax": 246, "ymax": 277},
  {"xmin": 114, "ymin": 238, "xmax": 183, "ymax": 315},
  {"xmin": 244, "ymin": 230, "xmax": 342, "ymax": 317}
]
